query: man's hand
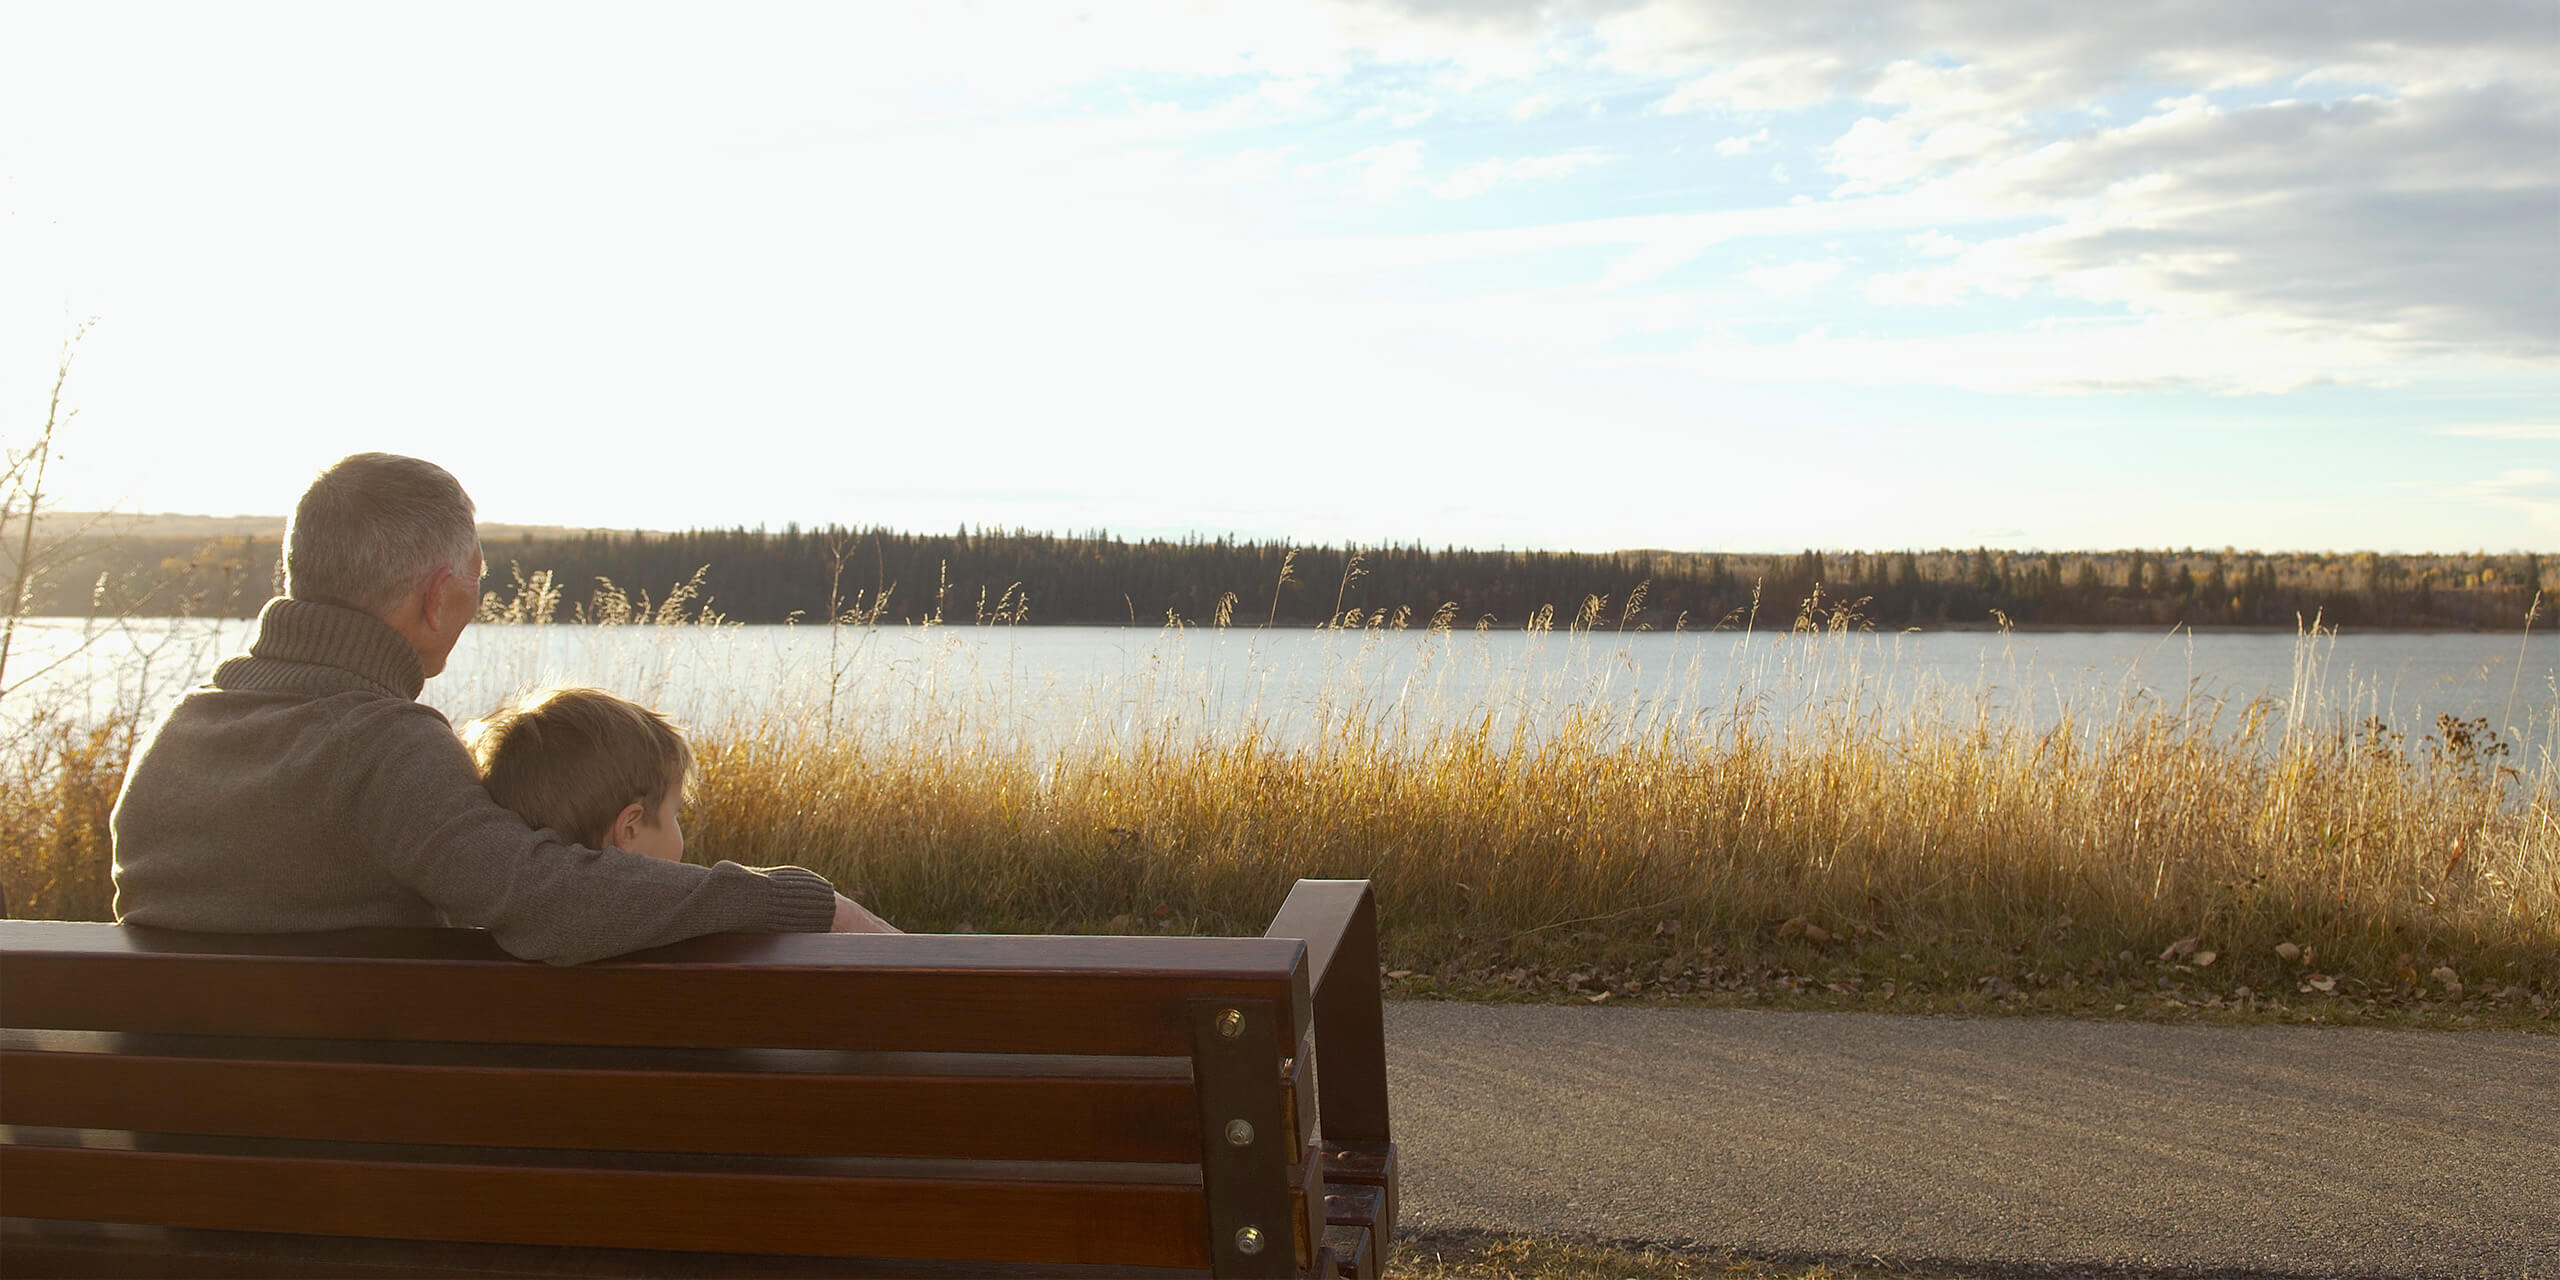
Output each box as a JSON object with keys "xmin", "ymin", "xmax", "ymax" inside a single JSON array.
[{"xmin": 831, "ymin": 893, "xmax": 902, "ymax": 934}]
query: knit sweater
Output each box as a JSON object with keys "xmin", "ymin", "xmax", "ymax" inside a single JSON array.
[{"xmin": 110, "ymin": 598, "xmax": 838, "ymax": 963}]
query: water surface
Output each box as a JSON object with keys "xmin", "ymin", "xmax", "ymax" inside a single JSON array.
[{"xmin": 13, "ymin": 618, "xmax": 2550, "ymax": 764}]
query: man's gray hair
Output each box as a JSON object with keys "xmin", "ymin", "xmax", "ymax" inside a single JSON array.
[{"xmin": 284, "ymin": 453, "xmax": 481, "ymax": 616}]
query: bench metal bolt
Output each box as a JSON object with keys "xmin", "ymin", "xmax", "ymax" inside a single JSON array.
[
  {"xmin": 1224, "ymin": 1118, "xmax": 1255, "ymax": 1146},
  {"xmin": 1234, "ymin": 1226, "xmax": 1264, "ymax": 1255},
  {"xmin": 1216, "ymin": 1008, "xmax": 1244, "ymax": 1038}
]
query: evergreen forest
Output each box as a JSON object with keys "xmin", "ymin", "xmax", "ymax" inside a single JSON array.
[{"xmin": 21, "ymin": 523, "xmax": 2549, "ymax": 633}]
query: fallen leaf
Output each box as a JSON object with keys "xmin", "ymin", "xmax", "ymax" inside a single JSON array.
[
  {"xmin": 1587, "ymin": 991, "xmax": 1612, "ymax": 1004},
  {"xmin": 2275, "ymin": 942, "xmax": 2302, "ymax": 962},
  {"xmin": 1802, "ymin": 924, "xmax": 1834, "ymax": 945},
  {"xmin": 2303, "ymin": 975, "xmax": 2336, "ymax": 993},
  {"xmin": 1778, "ymin": 916, "xmax": 1809, "ymax": 939},
  {"xmin": 2192, "ymin": 950, "xmax": 2216, "ymax": 967},
  {"xmin": 1106, "ymin": 913, "xmax": 1136, "ymax": 933},
  {"xmin": 2160, "ymin": 937, "xmax": 2200, "ymax": 962},
  {"xmin": 2432, "ymin": 966, "xmax": 2463, "ymax": 1001},
  {"xmin": 1385, "ymin": 970, "xmax": 1413, "ymax": 980}
]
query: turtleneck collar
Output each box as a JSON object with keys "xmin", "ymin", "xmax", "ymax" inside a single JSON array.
[{"xmin": 236, "ymin": 596, "xmax": 429, "ymax": 700}]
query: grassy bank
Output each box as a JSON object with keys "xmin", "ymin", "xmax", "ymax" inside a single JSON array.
[
  {"xmin": 673, "ymin": 629, "xmax": 2554, "ymax": 1027},
  {"xmin": 6, "ymin": 606, "xmax": 2554, "ymax": 1027}
]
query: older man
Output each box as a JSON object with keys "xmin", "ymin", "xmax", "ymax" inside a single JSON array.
[{"xmin": 112, "ymin": 452, "xmax": 892, "ymax": 963}]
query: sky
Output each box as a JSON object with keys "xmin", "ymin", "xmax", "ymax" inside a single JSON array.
[{"xmin": 3, "ymin": 1, "xmax": 2556, "ymax": 554}]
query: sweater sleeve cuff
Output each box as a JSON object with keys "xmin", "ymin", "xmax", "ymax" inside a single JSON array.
[{"xmin": 754, "ymin": 865, "xmax": 840, "ymax": 933}]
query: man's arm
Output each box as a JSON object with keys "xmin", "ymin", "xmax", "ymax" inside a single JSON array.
[{"xmin": 352, "ymin": 703, "xmax": 840, "ymax": 963}]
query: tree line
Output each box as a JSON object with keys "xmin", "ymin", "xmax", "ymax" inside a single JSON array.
[{"xmin": 27, "ymin": 524, "xmax": 2553, "ymax": 632}]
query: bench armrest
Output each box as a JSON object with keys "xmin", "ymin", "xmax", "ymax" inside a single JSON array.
[{"xmin": 1263, "ymin": 879, "xmax": 1390, "ymax": 1144}]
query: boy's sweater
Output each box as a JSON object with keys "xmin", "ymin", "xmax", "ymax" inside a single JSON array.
[{"xmin": 111, "ymin": 597, "xmax": 836, "ymax": 964}]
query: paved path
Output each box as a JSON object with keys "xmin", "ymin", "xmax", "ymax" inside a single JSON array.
[{"xmin": 1383, "ymin": 1003, "xmax": 2559, "ymax": 1279}]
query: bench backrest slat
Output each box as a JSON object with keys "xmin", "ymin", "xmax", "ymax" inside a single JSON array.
[{"xmin": 0, "ymin": 922, "xmax": 1308, "ymax": 1058}]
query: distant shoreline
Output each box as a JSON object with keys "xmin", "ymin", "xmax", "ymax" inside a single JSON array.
[{"xmin": 18, "ymin": 517, "xmax": 2544, "ymax": 633}]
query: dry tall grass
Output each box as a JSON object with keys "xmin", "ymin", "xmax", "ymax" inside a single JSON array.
[
  {"xmin": 0, "ymin": 709, "xmax": 127, "ymax": 921},
  {"xmin": 676, "ymin": 604, "xmax": 2557, "ymax": 1008}
]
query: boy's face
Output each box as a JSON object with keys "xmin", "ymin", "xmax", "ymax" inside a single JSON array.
[{"xmin": 619, "ymin": 789, "xmax": 686, "ymax": 863}]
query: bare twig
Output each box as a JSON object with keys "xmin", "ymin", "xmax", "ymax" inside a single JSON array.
[{"xmin": 1, "ymin": 322, "xmax": 95, "ymax": 707}]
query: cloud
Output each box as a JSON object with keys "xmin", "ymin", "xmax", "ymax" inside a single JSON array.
[
  {"xmin": 1830, "ymin": 86, "xmax": 2560, "ymax": 356},
  {"xmin": 1333, "ymin": 141, "xmax": 1609, "ymax": 201},
  {"xmin": 1713, "ymin": 128, "xmax": 1770, "ymax": 157},
  {"xmin": 1349, "ymin": 139, "xmax": 1428, "ymax": 199},
  {"xmin": 1666, "ymin": 310, "xmax": 2466, "ymax": 396},
  {"xmin": 1581, "ymin": 0, "xmax": 2560, "ymax": 363},
  {"xmin": 2412, "ymin": 469, "xmax": 2560, "ymax": 528},
  {"xmin": 2436, "ymin": 424, "xmax": 2560, "ymax": 440},
  {"xmin": 1657, "ymin": 58, "xmax": 1851, "ymax": 113},
  {"xmin": 1593, "ymin": 0, "xmax": 2558, "ymax": 101},
  {"xmin": 1741, "ymin": 259, "xmax": 1845, "ymax": 296},
  {"xmin": 1263, "ymin": 194, "xmax": 1947, "ymax": 280},
  {"xmin": 1431, "ymin": 150, "xmax": 1610, "ymax": 198},
  {"xmin": 1866, "ymin": 268, "xmax": 1972, "ymax": 306}
]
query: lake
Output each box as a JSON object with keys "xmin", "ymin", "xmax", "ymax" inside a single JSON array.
[{"xmin": 10, "ymin": 616, "xmax": 2554, "ymax": 764}]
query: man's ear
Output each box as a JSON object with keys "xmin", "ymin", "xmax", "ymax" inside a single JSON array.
[
  {"xmin": 605, "ymin": 801, "xmax": 647, "ymax": 851},
  {"xmin": 415, "ymin": 562, "xmax": 457, "ymax": 629}
]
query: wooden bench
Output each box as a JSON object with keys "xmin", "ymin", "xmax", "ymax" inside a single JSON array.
[{"xmin": 0, "ymin": 878, "xmax": 1399, "ymax": 1278}]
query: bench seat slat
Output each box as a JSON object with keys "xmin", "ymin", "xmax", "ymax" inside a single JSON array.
[
  {"xmin": 1, "ymin": 1048, "xmax": 1201, "ymax": 1162},
  {"xmin": 3, "ymin": 1144, "xmax": 1213, "ymax": 1268},
  {"xmin": 0, "ymin": 1218, "xmax": 1214, "ymax": 1278}
]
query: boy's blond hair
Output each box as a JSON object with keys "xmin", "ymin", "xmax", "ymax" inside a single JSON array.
[{"xmin": 461, "ymin": 687, "xmax": 693, "ymax": 849}]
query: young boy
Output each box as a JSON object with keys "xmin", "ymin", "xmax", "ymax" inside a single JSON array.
[
  {"xmin": 462, "ymin": 686, "xmax": 900, "ymax": 933},
  {"xmin": 462, "ymin": 686, "xmax": 697, "ymax": 863}
]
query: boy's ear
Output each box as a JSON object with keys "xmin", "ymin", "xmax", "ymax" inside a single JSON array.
[{"xmin": 605, "ymin": 801, "xmax": 648, "ymax": 851}]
